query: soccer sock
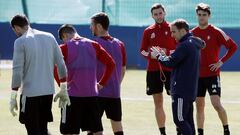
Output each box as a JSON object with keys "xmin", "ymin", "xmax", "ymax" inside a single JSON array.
[
  {"xmin": 198, "ymin": 128, "xmax": 204, "ymax": 135},
  {"xmin": 87, "ymin": 132, "xmax": 94, "ymax": 135},
  {"xmin": 114, "ymin": 131, "xmax": 124, "ymax": 135},
  {"xmin": 176, "ymin": 127, "xmax": 181, "ymax": 135},
  {"xmin": 223, "ymin": 125, "xmax": 230, "ymax": 135},
  {"xmin": 159, "ymin": 127, "xmax": 166, "ymax": 135}
]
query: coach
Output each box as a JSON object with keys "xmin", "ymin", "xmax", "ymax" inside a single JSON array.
[{"xmin": 151, "ymin": 19, "xmax": 205, "ymax": 135}]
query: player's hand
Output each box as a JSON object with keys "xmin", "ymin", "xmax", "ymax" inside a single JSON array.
[
  {"xmin": 97, "ymin": 83, "xmax": 103, "ymax": 90},
  {"xmin": 9, "ymin": 90, "xmax": 18, "ymax": 116},
  {"xmin": 209, "ymin": 61, "xmax": 223, "ymax": 71},
  {"xmin": 54, "ymin": 82, "xmax": 71, "ymax": 109},
  {"xmin": 150, "ymin": 46, "xmax": 161, "ymax": 59}
]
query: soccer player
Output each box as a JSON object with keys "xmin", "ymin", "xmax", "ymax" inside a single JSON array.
[
  {"xmin": 140, "ymin": 3, "xmax": 176, "ymax": 135},
  {"xmin": 191, "ymin": 3, "xmax": 238, "ymax": 135},
  {"xmin": 9, "ymin": 14, "xmax": 69, "ymax": 135},
  {"xmin": 55, "ymin": 24, "xmax": 115, "ymax": 135},
  {"xmin": 151, "ymin": 19, "xmax": 205, "ymax": 135},
  {"xmin": 89, "ymin": 12, "xmax": 126, "ymax": 135}
]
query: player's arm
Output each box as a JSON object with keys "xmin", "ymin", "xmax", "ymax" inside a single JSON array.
[
  {"xmin": 11, "ymin": 40, "xmax": 24, "ymax": 91},
  {"xmin": 151, "ymin": 45, "xmax": 187, "ymax": 68},
  {"xmin": 140, "ymin": 29, "xmax": 151, "ymax": 59},
  {"xmin": 217, "ymin": 29, "xmax": 238, "ymax": 63},
  {"xmin": 54, "ymin": 44, "xmax": 67, "ymax": 86},
  {"xmin": 120, "ymin": 42, "xmax": 127, "ymax": 83},
  {"xmin": 10, "ymin": 39, "xmax": 25, "ymax": 116},
  {"xmin": 209, "ymin": 28, "xmax": 238, "ymax": 71},
  {"xmin": 53, "ymin": 37, "xmax": 67, "ymax": 83},
  {"xmin": 93, "ymin": 42, "xmax": 116, "ymax": 87},
  {"xmin": 53, "ymin": 41, "xmax": 70, "ymax": 109}
]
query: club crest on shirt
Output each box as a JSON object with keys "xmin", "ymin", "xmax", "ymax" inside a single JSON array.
[
  {"xmin": 165, "ymin": 31, "xmax": 168, "ymax": 35},
  {"xmin": 207, "ymin": 35, "xmax": 211, "ymax": 40},
  {"xmin": 150, "ymin": 32, "xmax": 155, "ymax": 39}
]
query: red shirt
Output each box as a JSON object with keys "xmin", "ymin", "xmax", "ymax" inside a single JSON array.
[
  {"xmin": 54, "ymin": 38, "xmax": 115, "ymax": 86},
  {"xmin": 100, "ymin": 36, "xmax": 127, "ymax": 66},
  {"xmin": 140, "ymin": 21, "xmax": 176, "ymax": 71},
  {"xmin": 191, "ymin": 25, "xmax": 238, "ymax": 77}
]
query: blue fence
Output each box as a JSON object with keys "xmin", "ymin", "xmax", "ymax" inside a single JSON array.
[{"xmin": 1, "ymin": 22, "xmax": 239, "ymax": 70}]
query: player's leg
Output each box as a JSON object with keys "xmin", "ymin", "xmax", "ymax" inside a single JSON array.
[
  {"xmin": 110, "ymin": 120, "xmax": 123, "ymax": 135},
  {"xmin": 196, "ymin": 78, "xmax": 207, "ymax": 135},
  {"xmin": 146, "ymin": 71, "xmax": 166, "ymax": 135},
  {"xmin": 82, "ymin": 97, "xmax": 103, "ymax": 135},
  {"xmin": 19, "ymin": 95, "xmax": 52, "ymax": 135},
  {"xmin": 172, "ymin": 96, "xmax": 194, "ymax": 135},
  {"xmin": 39, "ymin": 95, "xmax": 54, "ymax": 135},
  {"xmin": 103, "ymin": 98, "xmax": 124, "ymax": 135},
  {"xmin": 153, "ymin": 93, "xmax": 166, "ymax": 130},
  {"xmin": 60, "ymin": 97, "xmax": 81, "ymax": 135},
  {"xmin": 208, "ymin": 76, "xmax": 230, "ymax": 135}
]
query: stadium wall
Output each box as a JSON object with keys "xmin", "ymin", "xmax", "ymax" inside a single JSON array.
[{"xmin": 1, "ymin": 22, "xmax": 239, "ymax": 71}]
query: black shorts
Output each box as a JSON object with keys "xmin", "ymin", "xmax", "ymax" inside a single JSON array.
[
  {"xmin": 60, "ymin": 96, "xmax": 103, "ymax": 134},
  {"xmin": 98, "ymin": 97, "xmax": 122, "ymax": 121},
  {"xmin": 19, "ymin": 95, "xmax": 53, "ymax": 134},
  {"xmin": 197, "ymin": 76, "xmax": 221, "ymax": 97},
  {"xmin": 146, "ymin": 70, "xmax": 171, "ymax": 95}
]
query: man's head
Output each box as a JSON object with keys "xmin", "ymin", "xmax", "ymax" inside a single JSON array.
[
  {"xmin": 196, "ymin": 3, "xmax": 211, "ymax": 26},
  {"xmin": 90, "ymin": 12, "xmax": 109, "ymax": 36},
  {"xmin": 170, "ymin": 19, "xmax": 189, "ymax": 41},
  {"xmin": 11, "ymin": 14, "xmax": 29, "ymax": 37},
  {"xmin": 58, "ymin": 24, "xmax": 77, "ymax": 43},
  {"xmin": 151, "ymin": 3, "xmax": 166, "ymax": 24}
]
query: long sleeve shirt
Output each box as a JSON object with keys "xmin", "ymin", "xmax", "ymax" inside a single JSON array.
[
  {"xmin": 11, "ymin": 28, "xmax": 67, "ymax": 97},
  {"xmin": 191, "ymin": 25, "xmax": 238, "ymax": 77}
]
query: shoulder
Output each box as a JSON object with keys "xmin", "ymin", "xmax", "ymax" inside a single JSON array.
[
  {"xmin": 210, "ymin": 25, "xmax": 229, "ymax": 40},
  {"xmin": 190, "ymin": 26, "xmax": 199, "ymax": 33},
  {"xmin": 34, "ymin": 29, "xmax": 54, "ymax": 37},
  {"xmin": 144, "ymin": 24, "xmax": 156, "ymax": 31}
]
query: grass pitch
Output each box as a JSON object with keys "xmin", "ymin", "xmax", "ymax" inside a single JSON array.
[{"xmin": 0, "ymin": 69, "xmax": 239, "ymax": 135}]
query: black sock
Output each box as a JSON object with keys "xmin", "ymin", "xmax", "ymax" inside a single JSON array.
[
  {"xmin": 223, "ymin": 125, "xmax": 230, "ymax": 135},
  {"xmin": 159, "ymin": 127, "xmax": 166, "ymax": 135},
  {"xmin": 87, "ymin": 132, "xmax": 94, "ymax": 135},
  {"xmin": 114, "ymin": 131, "xmax": 124, "ymax": 135},
  {"xmin": 198, "ymin": 128, "xmax": 204, "ymax": 135},
  {"xmin": 176, "ymin": 127, "xmax": 181, "ymax": 135}
]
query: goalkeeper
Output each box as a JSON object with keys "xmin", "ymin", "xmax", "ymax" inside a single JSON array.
[
  {"xmin": 151, "ymin": 19, "xmax": 205, "ymax": 135},
  {"xmin": 10, "ymin": 14, "xmax": 68, "ymax": 135}
]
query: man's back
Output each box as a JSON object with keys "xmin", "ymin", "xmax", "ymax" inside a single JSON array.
[
  {"xmin": 12, "ymin": 28, "xmax": 66, "ymax": 97},
  {"xmin": 95, "ymin": 36, "xmax": 126, "ymax": 98}
]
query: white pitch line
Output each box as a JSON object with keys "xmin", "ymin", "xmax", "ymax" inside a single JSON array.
[{"xmin": 122, "ymin": 97, "xmax": 240, "ymax": 104}]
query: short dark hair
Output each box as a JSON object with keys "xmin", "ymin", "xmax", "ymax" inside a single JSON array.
[
  {"xmin": 196, "ymin": 3, "xmax": 211, "ymax": 15},
  {"xmin": 151, "ymin": 3, "xmax": 165, "ymax": 14},
  {"xmin": 58, "ymin": 24, "xmax": 77, "ymax": 40},
  {"xmin": 11, "ymin": 14, "xmax": 29, "ymax": 28},
  {"xmin": 91, "ymin": 12, "xmax": 109, "ymax": 30},
  {"xmin": 171, "ymin": 19, "xmax": 189, "ymax": 32}
]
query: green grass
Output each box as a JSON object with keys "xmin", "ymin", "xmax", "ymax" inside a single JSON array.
[{"xmin": 0, "ymin": 69, "xmax": 240, "ymax": 135}]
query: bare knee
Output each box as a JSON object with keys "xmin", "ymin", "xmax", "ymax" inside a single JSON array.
[
  {"xmin": 212, "ymin": 102, "xmax": 225, "ymax": 112},
  {"xmin": 153, "ymin": 94, "xmax": 163, "ymax": 109},
  {"xmin": 111, "ymin": 120, "xmax": 123, "ymax": 132},
  {"xmin": 196, "ymin": 97, "xmax": 205, "ymax": 113}
]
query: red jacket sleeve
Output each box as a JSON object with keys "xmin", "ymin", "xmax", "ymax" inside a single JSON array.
[
  {"xmin": 216, "ymin": 29, "xmax": 238, "ymax": 63},
  {"xmin": 54, "ymin": 44, "xmax": 67, "ymax": 86},
  {"xmin": 92, "ymin": 42, "xmax": 116, "ymax": 86}
]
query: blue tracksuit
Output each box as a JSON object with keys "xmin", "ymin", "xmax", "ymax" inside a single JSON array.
[{"xmin": 158, "ymin": 32, "xmax": 205, "ymax": 135}]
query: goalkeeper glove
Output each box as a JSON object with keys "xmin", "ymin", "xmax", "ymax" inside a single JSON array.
[
  {"xmin": 9, "ymin": 90, "xmax": 18, "ymax": 116},
  {"xmin": 54, "ymin": 82, "xmax": 71, "ymax": 109}
]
